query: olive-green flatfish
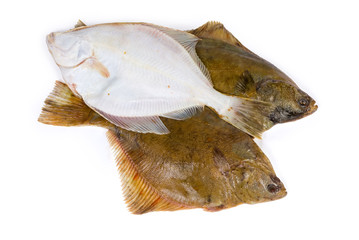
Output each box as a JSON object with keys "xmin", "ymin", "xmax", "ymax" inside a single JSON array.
[
  {"xmin": 38, "ymin": 81, "xmax": 286, "ymax": 214},
  {"xmin": 189, "ymin": 22, "xmax": 317, "ymax": 127}
]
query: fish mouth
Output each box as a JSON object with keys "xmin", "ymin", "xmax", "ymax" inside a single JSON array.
[
  {"xmin": 268, "ymin": 175, "xmax": 287, "ymax": 199},
  {"xmin": 269, "ymin": 107, "xmax": 303, "ymax": 123},
  {"xmin": 46, "ymin": 32, "xmax": 56, "ymax": 56},
  {"xmin": 269, "ymin": 100, "xmax": 318, "ymax": 124},
  {"xmin": 305, "ymin": 100, "xmax": 318, "ymax": 116},
  {"xmin": 46, "ymin": 32, "xmax": 56, "ymax": 45}
]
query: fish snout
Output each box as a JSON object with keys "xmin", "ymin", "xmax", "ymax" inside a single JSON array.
[
  {"xmin": 308, "ymin": 99, "xmax": 318, "ymax": 115},
  {"xmin": 267, "ymin": 174, "xmax": 287, "ymax": 198},
  {"xmin": 46, "ymin": 32, "xmax": 57, "ymax": 47},
  {"xmin": 302, "ymin": 98, "xmax": 318, "ymax": 118}
]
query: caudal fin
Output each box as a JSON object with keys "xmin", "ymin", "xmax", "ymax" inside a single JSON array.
[
  {"xmin": 38, "ymin": 81, "xmax": 93, "ymax": 126},
  {"xmin": 221, "ymin": 97, "xmax": 274, "ymax": 138}
]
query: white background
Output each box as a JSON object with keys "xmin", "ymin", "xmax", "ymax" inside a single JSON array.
[{"xmin": 1, "ymin": 0, "xmax": 358, "ymax": 239}]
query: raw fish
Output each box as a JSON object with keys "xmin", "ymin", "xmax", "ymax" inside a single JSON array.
[
  {"xmin": 47, "ymin": 23, "xmax": 273, "ymax": 138},
  {"xmin": 189, "ymin": 22, "xmax": 317, "ymax": 128},
  {"xmin": 38, "ymin": 81, "xmax": 286, "ymax": 214}
]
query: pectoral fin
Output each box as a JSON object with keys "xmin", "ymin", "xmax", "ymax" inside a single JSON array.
[
  {"xmin": 212, "ymin": 147, "xmax": 231, "ymax": 177},
  {"xmin": 235, "ymin": 70, "xmax": 257, "ymax": 97}
]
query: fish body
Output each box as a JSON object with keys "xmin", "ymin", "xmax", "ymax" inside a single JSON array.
[
  {"xmin": 190, "ymin": 22, "xmax": 317, "ymax": 127},
  {"xmin": 47, "ymin": 23, "xmax": 273, "ymax": 138},
  {"xmin": 38, "ymin": 81, "xmax": 287, "ymax": 214},
  {"xmin": 38, "ymin": 21, "xmax": 320, "ymax": 214}
]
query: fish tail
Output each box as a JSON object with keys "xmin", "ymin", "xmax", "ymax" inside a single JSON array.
[
  {"xmin": 38, "ymin": 81, "xmax": 103, "ymax": 127},
  {"xmin": 217, "ymin": 96, "xmax": 274, "ymax": 139}
]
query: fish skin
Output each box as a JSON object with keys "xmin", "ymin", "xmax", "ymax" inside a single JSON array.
[
  {"xmin": 39, "ymin": 81, "xmax": 287, "ymax": 214},
  {"xmin": 194, "ymin": 35, "xmax": 317, "ymax": 128}
]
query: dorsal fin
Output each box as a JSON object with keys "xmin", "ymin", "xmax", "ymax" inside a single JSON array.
[
  {"xmin": 106, "ymin": 129, "xmax": 189, "ymax": 214},
  {"xmin": 188, "ymin": 21, "xmax": 258, "ymax": 55},
  {"xmin": 145, "ymin": 23, "xmax": 212, "ymax": 83},
  {"xmin": 74, "ymin": 19, "xmax": 86, "ymax": 28},
  {"xmin": 188, "ymin": 21, "xmax": 243, "ymax": 47}
]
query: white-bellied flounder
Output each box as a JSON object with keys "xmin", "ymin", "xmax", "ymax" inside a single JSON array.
[{"xmin": 47, "ymin": 22, "xmax": 274, "ymax": 138}]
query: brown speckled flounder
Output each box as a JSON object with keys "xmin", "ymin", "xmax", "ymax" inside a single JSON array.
[{"xmin": 39, "ymin": 81, "xmax": 286, "ymax": 214}]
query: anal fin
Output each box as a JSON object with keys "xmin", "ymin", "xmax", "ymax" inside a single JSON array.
[
  {"xmin": 94, "ymin": 108, "xmax": 170, "ymax": 134},
  {"xmin": 106, "ymin": 129, "xmax": 189, "ymax": 214}
]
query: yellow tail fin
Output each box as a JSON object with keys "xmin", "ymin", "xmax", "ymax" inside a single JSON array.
[
  {"xmin": 221, "ymin": 96, "xmax": 274, "ymax": 139},
  {"xmin": 38, "ymin": 81, "xmax": 93, "ymax": 126}
]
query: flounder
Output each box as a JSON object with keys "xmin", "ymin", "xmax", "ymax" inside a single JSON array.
[
  {"xmin": 188, "ymin": 22, "xmax": 318, "ymax": 128},
  {"xmin": 39, "ymin": 21, "xmax": 319, "ymax": 214},
  {"xmin": 47, "ymin": 22, "xmax": 274, "ymax": 138},
  {"xmin": 38, "ymin": 81, "xmax": 286, "ymax": 214}
]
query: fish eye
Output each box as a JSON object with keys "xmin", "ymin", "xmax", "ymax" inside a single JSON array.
[
  {"xmin": 298, "ymin": 98, "xmax": 310, "ymax": 107},
  {"xmin": 267, "ymin": 184, "xmax": 280, "ymax": 193}
]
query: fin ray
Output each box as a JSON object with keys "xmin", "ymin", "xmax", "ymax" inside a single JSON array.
[
  {"xmin": 235, "ymin": 70, "xmax": 256, "ymax": 96},
  {"xmin": 161, "ymin": 105, "xmax": 203, "ymax": 120},
  {"xmin": 144, "ymin": 23, "xmax": 212, "ymax": 84},
  {"xmin": 188, "ymin": 21, "xmax": 243, "ymax": 47},
  {"xmin": 106, "ymin": 129, "xmax": 189, "ymax": 214},
  {"xmin": 38, "ymin": 81, "xmax": 92, "ymax": 126},
  {"xmin": 188, "ymin": 21, "xmax": 255, "ymax": 54},
  {"xmin": 222, "ymin": 97, "xmax": 274, "ymax": 139},
  {"xmin": 74, "ymin": 19, "xmax": 86, "ymax": 28},
  {"xmin": 94, "ymin": 109, "xmax": 169, "ymax": 134}
]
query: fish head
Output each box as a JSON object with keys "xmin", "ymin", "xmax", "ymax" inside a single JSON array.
[
  {"xmin": 46, "ymin": 30, "xmax": 93, "ymax": 68},
  {"xmin": 255, "ymin": 79, "xmax": 318, "ymax": 124},
  {"xmin": 46, "ymin": 28, "xmax": 110, "ymax": 95},
  {"xmin": 230, "ymin": 160, "xmax": 287, "ymax": 204}
]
